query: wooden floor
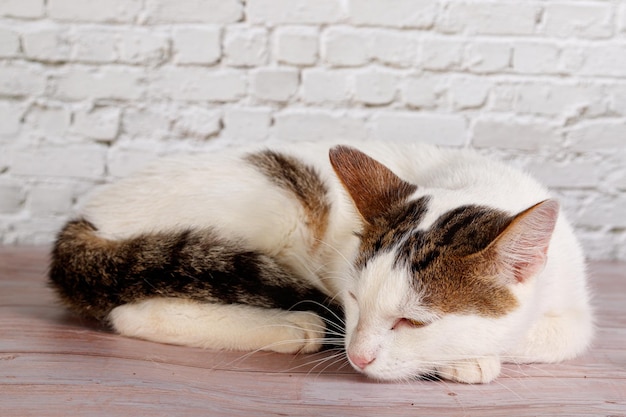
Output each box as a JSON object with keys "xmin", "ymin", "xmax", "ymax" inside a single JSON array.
[{"xmin": 1, "ymin": 247, "xmax": 624, "ymax": 416}]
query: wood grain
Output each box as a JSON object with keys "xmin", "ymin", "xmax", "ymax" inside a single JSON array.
[{"xmin": 1, "ymin": 247, "xmax": 624, "ymax": 416}]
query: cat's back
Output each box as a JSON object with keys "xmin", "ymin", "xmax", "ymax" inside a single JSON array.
[{"xmin": 83, "ymin": 140, "xmax": 551, "ymax": 236}]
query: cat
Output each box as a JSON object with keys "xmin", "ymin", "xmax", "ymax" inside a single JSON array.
[{"xmin": 49, "ymin": 140, "xmax": 593, "ymax": 384}]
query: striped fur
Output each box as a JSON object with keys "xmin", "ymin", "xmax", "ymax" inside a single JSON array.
[
  {"xmin": 246, "ymin": 150, "xmax": 330, "ymax": 250},
  {"xmin": 49, "ymin": 219, "xmax": 336, "ymax": 323}
]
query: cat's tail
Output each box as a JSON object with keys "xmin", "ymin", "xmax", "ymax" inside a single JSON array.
[{"xmin": 49, "ymin": 218, "xmax": 337, "ymax": 324}]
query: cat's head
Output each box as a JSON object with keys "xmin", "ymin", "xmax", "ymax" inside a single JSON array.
[{"xmin": 329, "ymin": 145, "xmax": 559, "ymax": 381}]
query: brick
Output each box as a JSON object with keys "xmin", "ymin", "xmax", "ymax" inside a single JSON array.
[
  {"xmin": 117, "ymin": 30, "xmax": 169, "ymax": 65},
  {"xmin": 173, "ymin": 106, "xmax": 221, "ymax": 139},
  {"xmin": 0, "ymin": 222, "xmax": 10, "ymax": 244},
  {"xmin": 322, "ymin": 28, "xmax": 368, "ymax": 67},
  {"xmin": 370, "ymin": 30, "xmax": 419, "ymax": 67},
  {"xmin": 449, "ymin": 77, "xmax": 491, "ymax": 110},
  {"xmin": 507, "ymin": 82, "xmax": 606, "ymax": 118},
  {"xmin": 578, "ymin": 45, "xmax": 626, "ymax": 77},
  {"xmin": 248, "ymin": 0, "xmax": 345, "ymax": 25},
  {"xmin": 51, "ymin": 66, "xmax": 144, "ymax": 100},
  {"xmin": 566, "ymin": 121, "xmax": 626, "ymax": 152},
  {"xmin": 349, "ymin": 0, "xmax": 436, "ymax": 29},
  {"xmin": 0, "ymin": 100, "xmax": 23, "ymax": 137},
  {"xmin": 542, "ymin": 3, "xmax": 612, "ymax": 39},
  {"xmin": 354, "ymin": 69, "xmax": 397, "ymax": 105},
  {"xmin": 144, "ymin": 0, "xmax": 242, "ymax": 23},
  {"xmin": 224, "ymin": 27, "xmax": 268, "ymax": 67},
  {"xmin": 7, "ymin": 217, "xmax": 67, "ymax": 245},
  {"xmin": 173, "ymin": 27, "xmax": 221, "ymax": 65},
  {"xmin": 122, "ymin": 105, "xmax": 171, "ymax": 139},
  {"xmin": 107, "ymin": 144, "xmax": 161, "ymax": 178},
  {"xmin": 608, "ymin": 152, "xmax": 626, "ymax": 189},
  {"xmin": 0, "ymin": 0, "xmax": 44, "ymax": 18},
  {"xmin": 421, "ymin": 39, "xmax": 463, "ymax": 70},
  {"xmin": 608, "ymin": 84, "xmax": 626, "ymax": 116},
  {"xmin": 69, "ymin": 28, "xmax": 169, "ymax": 65},
  {"xmin": 372, "ymin": 112, "xmax": 466, "ymax": 145},
  {"xmin": 464, "ymin": 42, "xmax": 511, "ymax": 73},
  {"xmin": 149, "ymin": 68, "xmax": 245, "ymax": 102},
  {"xmin": 250, "ymin": 68, "xmax": 299, "ymax": 102},
  {"xmin": 578, "ymin": 194, "xmax": 626, "ymax": 228},
  {"xmin": 488, "ymin": 83, "xmax": 517, "ymax": 112},
  {"xmin": 48, "ymin": 0, "xmax": 141, "ymax": 22},
  {"xmin": 440, "ymin": 2, "xmax": 541, "ymax": 35},
  {"xmin": 512, "ymin": 42, "xmax": 560, "ymax": 74},
  {"xmin": 559, "ymin": 47, "xmax": 586, "ymax": 74},
  {"xmin": 274, "ymin": 110, "xmax": 368, "ymax": 141},
  {"xmin": 619, "ymin": 236, "xmax": 626, "ymax": 262},
  {"xmin": 72, "ymin": 107, "xmax": 121, "ymax": 141},
  {"xmin": 526, "ymin": 159, "xmax": 602, "ymax": 188},
  {"xmin": 0, "ymin": 28, "xmax": 19, "ymax": 56},
  {"xmin": 402, "ymin": 75, "xmax": 445, "ymax": 109},
  {"xmin": 222, "ymin": 107, "xmax": 272, "ymax": 140},
  {"xmin": 0, "ymin": 181, "xmax": 24, "ymax": 214},
  {"xmin": 0, "ymin": 64, "xmax": 46, "ymax": 97},
  {"xmin": 22, "ymin": 26, "xmax": 71, "ymax": 62},
  {"xmin": 29, "ymin": 183, "xmax": 74, "ymax": 215},
  {"xmin": 10, "ymin": 144, "xmax": 107, "ymax": 179},
  {"xmin": 274, "ymin": 26, "xmax": 318, "ymax": 66},
  {"xmin": 472, "ymin": 119, "xmax": 560, "ymax": 150},
  {"xmin": 24, "ymin": 104, "xmax": 71, "ymax": 136},
  {"xmin": 70, "ymin": 28, "xmax": 117, "ymax": 63},
  {"xmin": 0, "ymin": 149, "xmax": 7, "ymax": 174},
  {"xmin": 301, "ymin": 69, "xmax": 350, "ymax": 103}
]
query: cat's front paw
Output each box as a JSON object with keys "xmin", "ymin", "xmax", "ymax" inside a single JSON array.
[
  {"xmin": 437, "ymin": 357, "xmax": 501, "ymax": 384},
  {"xmin": 270, "ymin": 312, "xmax": 325, "ymax": 354}
]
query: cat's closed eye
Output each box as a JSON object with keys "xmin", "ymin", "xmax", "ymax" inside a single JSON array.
[{"xmin": 392, "ymin": 318, "xmax": 428, "ymax": 330}]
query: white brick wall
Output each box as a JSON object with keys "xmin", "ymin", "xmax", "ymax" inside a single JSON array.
[{"xmin": 0, "ymin": 0, "xmax": 624, "ymax": 261}]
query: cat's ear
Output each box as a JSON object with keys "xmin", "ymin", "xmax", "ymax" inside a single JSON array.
[
  {"xmin": 484, "ymin": 199, "xmax": 559, "ymax": 284},
  {"xmin": 329, "ymin": 145, "xmax": 417, "ymax": 223}
]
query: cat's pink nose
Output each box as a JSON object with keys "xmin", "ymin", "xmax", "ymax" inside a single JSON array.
[{"xmin": 349, "ymin": 353, "xmax": 376, "ymax": 370}]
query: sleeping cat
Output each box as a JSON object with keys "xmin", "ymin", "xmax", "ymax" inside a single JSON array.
[{"xmin": 49, "ymin": 141, "xmax": 593, "ymax": 384}]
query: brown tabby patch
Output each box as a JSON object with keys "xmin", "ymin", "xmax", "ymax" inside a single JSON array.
[
  {"xmin": 49, "ymin": 219, "xmax": 336, "ymax": 322},
  {"xmin": 402, "ymin": 205, "xmax": 518, "ymax": 317},
  {"xmin": 355, "ymin": 196, "xmax": 430, "ymax": 269},
  {"xmin": 359, "ymin": 201, "xmax": 519, "ymax": 317},
  {"xmin": 246, "ymin": 150, "xmax": 331, "ymax": 250}
]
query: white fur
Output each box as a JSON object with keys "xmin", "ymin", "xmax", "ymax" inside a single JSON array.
[
  {"xmin": 110, "ymin": 299, "xmax": 325, "ymax": 354},
  {"xmin": 83, "ymin": 140, "xmax": 593, "ymax": 383}
]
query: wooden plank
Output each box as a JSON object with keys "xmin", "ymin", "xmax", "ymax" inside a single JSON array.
[
  {"xmin": 1, "ymin": 247, "xmax": 625, "ymax": 416},
  {"xmin": 2, "ymin": 353, "xmax": 625, "ymax": 417}
]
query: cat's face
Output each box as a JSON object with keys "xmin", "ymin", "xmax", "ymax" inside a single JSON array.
[
  {"xmin": 329, "ymin": 145, "xmax": 559, "ymax": 381},
  {"xmin": 342, "ymin": 200, "xmax": 526, "ymax": 380}
]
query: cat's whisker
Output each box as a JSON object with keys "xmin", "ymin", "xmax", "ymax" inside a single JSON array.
[
  {"xmin": 316, "ymin": 355, "xmax": 351, "ymax": 377},
  {"xmin": 280, "ymin": 351, "xmax": 346, "ymax": 375},
  {"xmin": 313, "ymin": 238, "xmax": 355, "ymax": 270},
  {"xmin": 302, "ymin": 350, "xmax": 346, "ymax": 371},
  {"xmin": 287, "ymin": 300, "xmax": 346, "ymax": 327},
  {"xmin": 307, "ymin": 353, "xmax": 351, "ymax": 381}
]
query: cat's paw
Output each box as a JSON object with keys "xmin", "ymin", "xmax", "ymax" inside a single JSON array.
[
  {"xmin": 269, "ymin": 312, "xmax": 325, "ymax": 354},
  {"xmin": 437, "ymin": 357, "xmax": 501, "ymax": 384}
]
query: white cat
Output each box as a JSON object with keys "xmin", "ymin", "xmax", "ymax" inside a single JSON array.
[{"xmin": 49, "ymin": 141, "xmax": 593, "ymax": 384}]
